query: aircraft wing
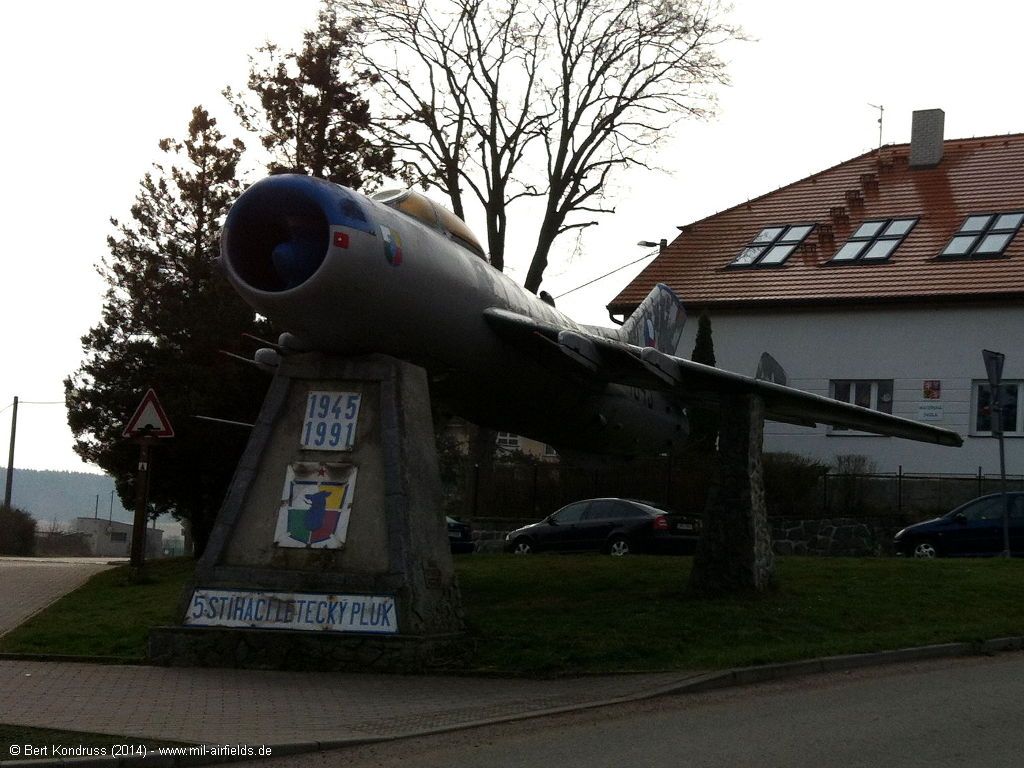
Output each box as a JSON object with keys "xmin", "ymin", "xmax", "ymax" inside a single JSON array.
[{"xmin": 483, "ymin": 308, "xmax": 963, "ymax": 447}]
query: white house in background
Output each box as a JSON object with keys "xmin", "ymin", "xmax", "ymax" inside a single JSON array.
[
  {"xmin": 443, "ymin": 418, "xmax": 559, "ymax": 461},
  {"xmin": 609, "ymin": 109, "xmax": 1024, "ymax": 475},
  {"xmin": 72, "ymin": 517, "xmax": 163, "ymax": 558}
]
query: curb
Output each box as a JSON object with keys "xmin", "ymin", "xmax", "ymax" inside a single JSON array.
[
  {"xmin": 0, "ymin": 654, "xmax": 144, "ymax": 666},
  {"xmin": 3, "ymin": 636, "xmax": 1023, "ymax": 768}
]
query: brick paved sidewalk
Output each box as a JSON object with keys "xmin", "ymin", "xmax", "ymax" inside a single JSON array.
[
  {"xmin": 0, "ymin": 559, "xmax": 114, "ymax": 637},
  {"xmin": 0, "ymin": 660, "xmax": 708, "ymax": 746}
]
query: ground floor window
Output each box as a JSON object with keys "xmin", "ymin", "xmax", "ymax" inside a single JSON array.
[
  {"xmin": 829, "ymin": 379, "xmax": 893, "ymax": 430},
  {"xmin": 496, "ymin": 431, "xmax": 521, "ymax": 449},
  {"xmin": 972, "ymin": 380, "xmax": 1021, "ymax": 435}
]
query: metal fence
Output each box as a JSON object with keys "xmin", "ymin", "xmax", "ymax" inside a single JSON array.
[
  {"xmin": 466, "ymin": 456, "xmax": 680, "ymax": 529},
  {"xmin": 821, "ymin": 467, "xmax": 1024, "ymax": 521},
  {"xmin": 463, "ymin": 457, "xmax": 1023, "ymax": 528}
]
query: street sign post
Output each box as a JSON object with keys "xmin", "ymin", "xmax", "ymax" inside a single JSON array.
[
  {"xmin": 982, "ymin": 350, "xmax": 1010, "ymax": 558},
  {"xmin": 123, "ymin": 389, "xmax": 174, "ymax": 576}
]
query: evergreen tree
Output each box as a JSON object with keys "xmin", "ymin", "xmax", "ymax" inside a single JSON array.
[
  {"xmin": 0, "ymin": 505, "xmax": 36, "ymax": 556},
  {"xmin": 65, "ymin": 107, "xmax": 269, "ymax": 556},
  {"xmin": 226, "ymin": 2, "xmax": 395, "ymax": 188},
  {"xmin": 688, "ymin": 312, "xmax": 719, "ymax": 451}
]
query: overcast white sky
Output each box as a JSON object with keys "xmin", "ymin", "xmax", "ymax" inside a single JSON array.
[{"xmin": 3, "ymin": 0, "xmax": 1023, "ymax": 474}]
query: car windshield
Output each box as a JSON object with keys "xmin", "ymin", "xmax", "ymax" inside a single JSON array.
[{"xmin": 553, "ymin": 503, "xmax": 587, "ymax": 523}]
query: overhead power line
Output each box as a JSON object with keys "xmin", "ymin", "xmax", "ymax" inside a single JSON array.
[
  {"xmin": 0, "ymin": 400, "xmax": 63, "ymax": 412},
  {"xmin": 553, "ymin": 249, "xmax": 659, "ymax": 300}
]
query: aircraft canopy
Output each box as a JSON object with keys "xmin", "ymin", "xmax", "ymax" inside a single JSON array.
[{"xmin": 372, "ymin": 188, "xmax": 487, "ymax": 261}]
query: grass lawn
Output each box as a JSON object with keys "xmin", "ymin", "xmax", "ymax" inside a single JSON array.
[
  {"xmin": 3, "ymin": 555, "xmax": 1024, "ymax": 675},
  {"xmin": 460, "ymin": 554, "xmax": 1024, "ymax": 674},
  {"xmin": 0, "ymin": 558, "xmax": 193, "ymax": 659}
]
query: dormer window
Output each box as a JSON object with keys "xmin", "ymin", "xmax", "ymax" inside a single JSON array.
[
  {"xmin": 829, "ymin": 217, "xmax": 918, "ymax": 263},
  {"xmin": 940, "ymin": 211, "xmax": 1024, "ymax": 258},
  {"xmin": 729, "ymin": 224, "xmax": 815, "ymax": 267}
]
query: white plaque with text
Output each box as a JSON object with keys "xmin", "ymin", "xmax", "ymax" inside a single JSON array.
[
  {"xmin": 185, "ymin": 588, "xmax": 397, "ymax": 634},
  {"xmin": 300, "ymin": 391, "xmax": 361, "ymax": 450}
]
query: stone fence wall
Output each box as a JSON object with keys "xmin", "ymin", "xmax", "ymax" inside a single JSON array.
[{"xmin": 771, "ymin": 516, "xmax": 905, "ymax": 557}]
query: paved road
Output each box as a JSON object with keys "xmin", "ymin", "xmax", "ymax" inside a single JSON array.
[
  {"xmin": 0, "ymin": 558, "xmax": 116, "ymax": 637},
  {"xmin": 239, "ymin": 653, "xmax": 1024, "ymax": 768},
  {"xmin": 0, "ymin": 660, "xmax": 706, "ymax": 745}
]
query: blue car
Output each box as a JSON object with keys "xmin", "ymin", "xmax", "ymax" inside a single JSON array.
[
  {"xmin": 893, "ymin": 492, "xmax": 1024, "ymax": 558},
  {"xmin": 447, "ymin": 516, "xmax": 474, "ymax": 554}
]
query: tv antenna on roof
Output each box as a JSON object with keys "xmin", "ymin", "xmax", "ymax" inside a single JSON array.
[{"xmin": 868, "ymin": 103, "xmax": 884, "ymax": 148}]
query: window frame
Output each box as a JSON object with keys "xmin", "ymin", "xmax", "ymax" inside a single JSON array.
[
  {"xmin": 728, "ymin": 223, "xmax": 816, "ymax": 268},
  {"xmin": 828, "ymin": 379, "xmax": 894, "ymax": 434},
  {"xmin": 970, "ymin": 380, "xmax": 1023, "ymax": 436},
  {"xmin": 828, "ymin": 217, "xmax": 919, "ymax": 264},
  {"xmin": 495, "ymin": 432, "xmax": 521, "ymax": 450},
  {"xmin": 939, "ymin": 211, "xmax": 1024, "ymax": 259}
]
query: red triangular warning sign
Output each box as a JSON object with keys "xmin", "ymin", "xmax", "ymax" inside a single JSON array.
[{"xmin": 123, "ymin": 388, "xmax": 175, "ymax": 438}]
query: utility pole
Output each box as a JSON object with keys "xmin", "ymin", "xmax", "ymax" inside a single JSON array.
[
  {"xmin": 129, "ymin": 434, "xmax": 156, "ymax": 576},
  {"xmin": 4, "ymin": 396, "xmax": 18, "ymax": 510},
  {"xmin": 983, "ymin": 350, "xmax": 1011, "ymax": 558}
]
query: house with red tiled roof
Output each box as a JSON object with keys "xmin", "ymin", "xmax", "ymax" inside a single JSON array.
[{"xmin": 610, "ymin": 109, "xmax": 1024, "ymax": 474}]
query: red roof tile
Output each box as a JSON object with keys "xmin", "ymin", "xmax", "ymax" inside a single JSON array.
[{"xmin": 608, "ymin": 134, "xmax": 1024, "ymax": 314}]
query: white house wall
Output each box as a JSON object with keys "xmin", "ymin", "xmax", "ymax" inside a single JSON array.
[{"xmin": 676, "ymin": 304, "xmax": 1022, "ymax": 475}]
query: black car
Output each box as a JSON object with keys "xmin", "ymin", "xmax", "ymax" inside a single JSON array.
[
  {"xmin": 894, "ymin": 492, "xmax": 1024, "ymax": 557},
  {"xmin": 503, "ymin": 498, "xmax": 700, "ymax": 556},
  {"xmin": 447, "ymin": 516, "xmax": 474, "ymax": 554}
]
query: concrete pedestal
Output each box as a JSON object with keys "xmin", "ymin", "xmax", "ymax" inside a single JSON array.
[{"xmin": 150, "ymin": 353, "xmax": 464, "ymax": 671}]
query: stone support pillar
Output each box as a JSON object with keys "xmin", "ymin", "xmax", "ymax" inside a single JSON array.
[{"xmin": 689, "ymin": 393, "xmax": 776, "ymax": 595}]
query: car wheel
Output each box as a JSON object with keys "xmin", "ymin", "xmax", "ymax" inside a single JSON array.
[
  {"xmin": 511, "ymin": 538, "xmax": 533, "ymax": 555},
  {"xmin": 608, "ymin": 535, "xmax": 631, "ymax": 557},
  {"xmin": 913, "ymin": 541, "xmax": 938, "ymax": 558}
]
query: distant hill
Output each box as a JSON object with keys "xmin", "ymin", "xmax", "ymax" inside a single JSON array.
[{"xmin": 1, "ymin": 467, "xmax": 134, "ymax": 527}]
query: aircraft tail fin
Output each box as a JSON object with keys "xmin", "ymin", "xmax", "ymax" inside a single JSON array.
[
  {"xmin": 755, "ymin": 352, "xmax": 788, "ymax": 386},
  {"xmin": 619, "ymin": 284, "xmax": 686, "ymax": 354}
]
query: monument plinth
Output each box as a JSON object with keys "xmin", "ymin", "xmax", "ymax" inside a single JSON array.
[{"xmin": 150, "ymin": 353, "xmax": 464, "ymax": 671}]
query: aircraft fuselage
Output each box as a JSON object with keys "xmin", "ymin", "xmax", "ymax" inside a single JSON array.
[{"xmin": 220, "ymin": 175, "xmax": 687, "ymax": 456}]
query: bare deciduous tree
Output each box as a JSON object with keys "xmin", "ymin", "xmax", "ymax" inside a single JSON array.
[{"xmin": 347, "ymin": 0, "xmax": 741, "ymax": 290}]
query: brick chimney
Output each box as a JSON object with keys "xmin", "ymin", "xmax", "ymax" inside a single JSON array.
[{"xmin": 909, "ymin": 108, "xmax": 945, "ymax": 168}]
